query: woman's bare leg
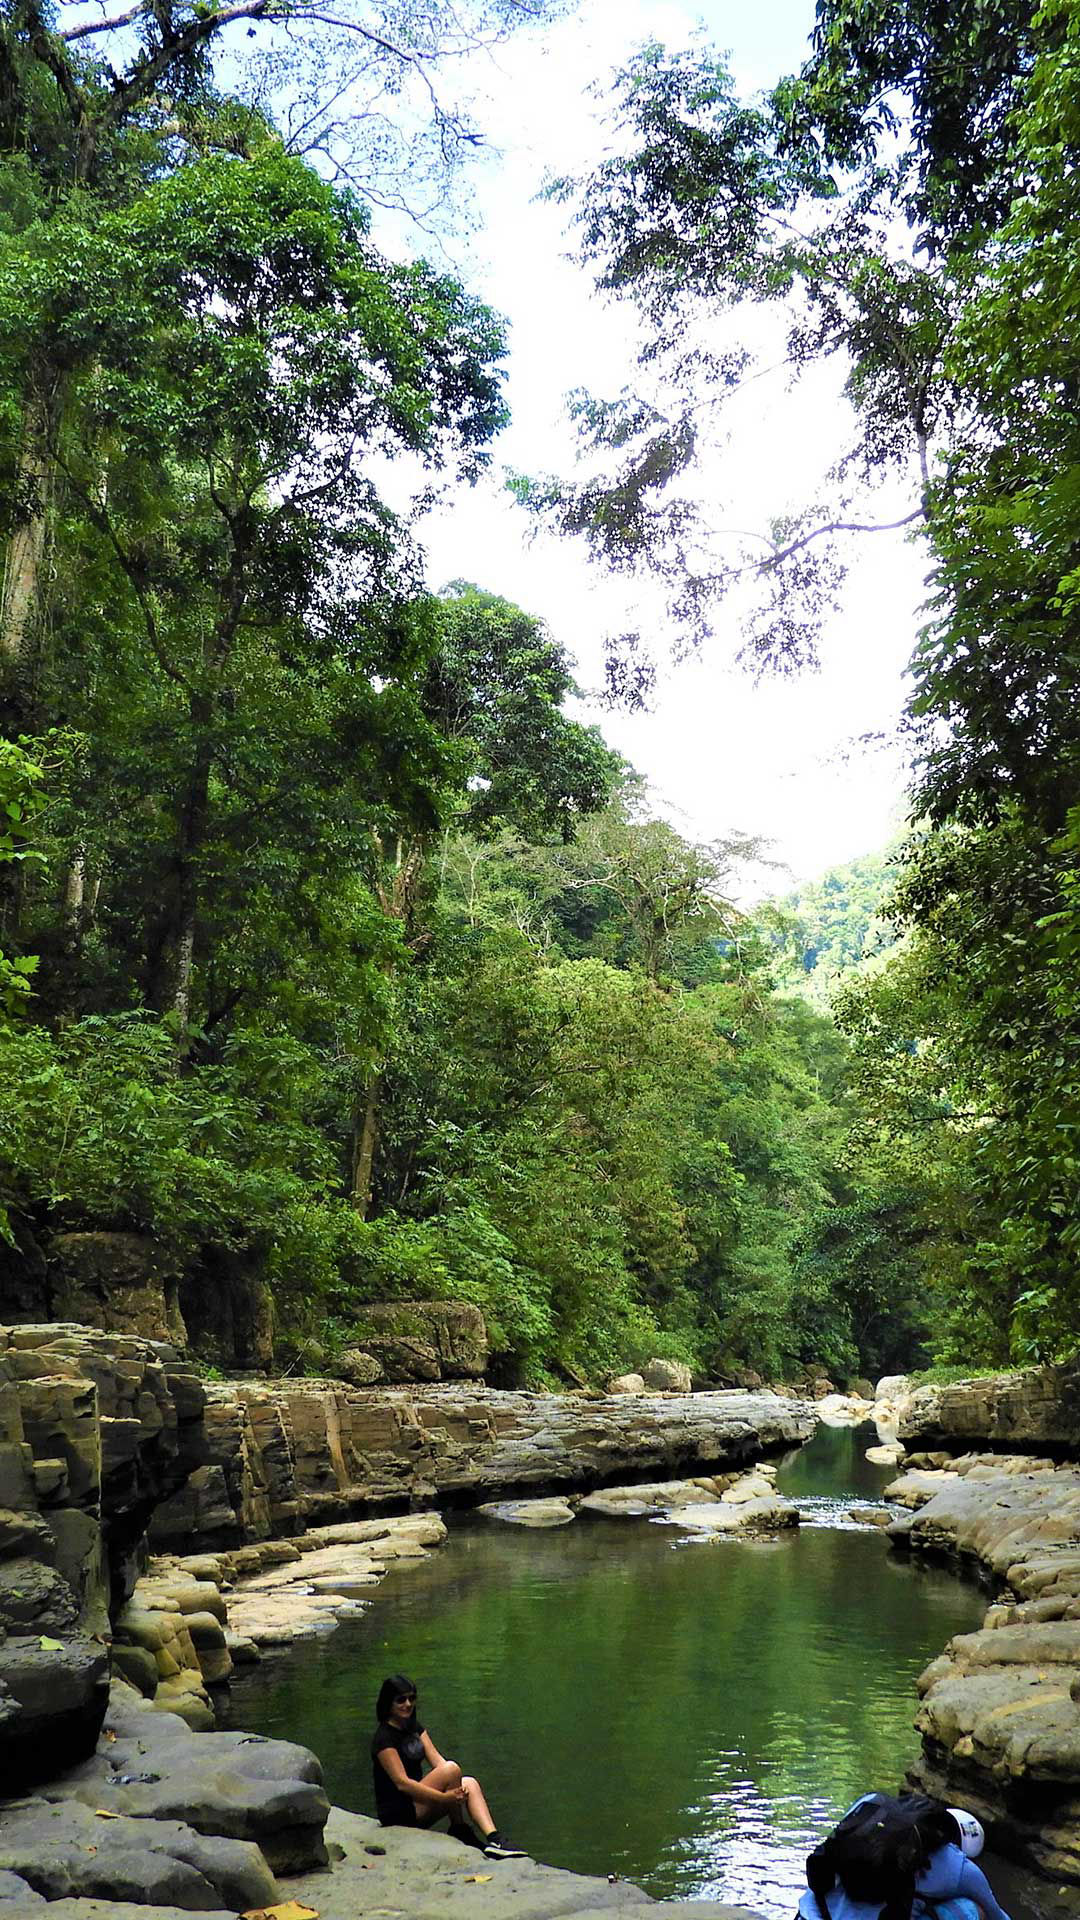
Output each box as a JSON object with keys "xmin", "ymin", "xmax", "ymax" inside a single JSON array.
[
  {"xmin": 419, "ymin": 1760, "xmax": 496, "ymax": 1836},
  {"xmin": 460, "ymin": 1774, "xmax": 495, "ymax": 1834}
]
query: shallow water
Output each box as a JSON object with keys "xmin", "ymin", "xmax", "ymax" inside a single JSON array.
[{"xmin": 221, "ymin": 1423, "xmax": 1063, "ymax": 1919}]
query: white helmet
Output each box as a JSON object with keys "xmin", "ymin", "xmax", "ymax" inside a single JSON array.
[{"xmin": 947, "ymin": 1808, "xmax": 985, "ymax": 1858}]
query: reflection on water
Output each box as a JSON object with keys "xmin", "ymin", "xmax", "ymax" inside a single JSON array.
[{"xmin": 222, "ymin": 1422, "xmax": 1014, "ymax": 1912}]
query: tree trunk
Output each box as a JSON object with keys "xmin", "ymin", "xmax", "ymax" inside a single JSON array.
[
  {"xmin": 148, "ymin": 706, "xmax": 212, "ymax": 1036},
  {"xmin": 350, "ymin": 1075, "xmax": 381, "ymax": 1217},
  {"xmin": 1, "ymin": 381, "xmax": 60, "ymax": 731}
]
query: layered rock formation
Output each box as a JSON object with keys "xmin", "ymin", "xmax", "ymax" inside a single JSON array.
[
  {"xmin": 895, "ymin": 1361, "xmax": 1080, "ymax": 1455},
  {"xmin": 886, "ymin": 1453, "xmax": 1080, "ymax": 1879},
  {"xmin": 0, "ymin": 1320, "xmax": 813, "ymax": 1795},
  {"xmin": 150, "ymin": 1376, "xmax": 814, "ymax": 1548},
  {"xmin": 0, "ymin": 1323, "xmax": 203, "ymax": 1789}
]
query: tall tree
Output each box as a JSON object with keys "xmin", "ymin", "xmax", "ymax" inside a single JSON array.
[{"xmin": 520, "ymin": 4, "xmax": 1042, "ymax": 684}]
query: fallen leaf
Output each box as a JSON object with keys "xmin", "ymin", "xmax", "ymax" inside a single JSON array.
[
  {"xmin": 102, "ymin": 1730, "xmax": 117, "ymax": 1743},
  {"xmin": 94, "ymin": 1810, "xmax": 122, "ymax": 1820},
  {"xmin": 241, "ymin": 1905, "xmax": 320, "ymax": 1920},
  {"xmin": 463, "ymin": 1873, "xmax": 494, "ymax": 1883},
  {"xmin": 85, "ymin": 1847, "xmax": 97, "ymax": 1855},
  {"xmin": 38, "ymin": 1635, "xmax": 64, "ymax": 1651}
]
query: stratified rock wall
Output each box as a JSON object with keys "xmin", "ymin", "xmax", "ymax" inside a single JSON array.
[
  {"xmin": 149, "ymin": 1378, "xmax": 815, "ymax": 1547},
  {"xmin": 896, "ymin": 1362, "xmax": 1080, "ymax": 1453},
  {"xmin": 887, "ymin": 1454, "xmax": 1080, "ymax": 1881},
  {"xmin": 0, "ymin": 1321, "xmax": 813, "ymax": 1787}
]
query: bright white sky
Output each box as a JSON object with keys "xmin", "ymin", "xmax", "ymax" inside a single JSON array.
[{"xmin": 380, "ymin": 0, "xmax": 928, "ymax": 897}]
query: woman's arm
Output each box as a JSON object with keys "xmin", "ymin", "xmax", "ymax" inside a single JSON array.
[
  {"xmin": 420, "ymin": 1731, "xmax": 446, "ymax": 1769},
  {"xmin": 375, "ymin": 1747, "xmax": 463, "ymax": 1812}
]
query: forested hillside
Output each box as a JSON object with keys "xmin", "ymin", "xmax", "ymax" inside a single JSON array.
[
  {"xmin": 0, "ymin": 0, "xmax": 902, "ymax": 1390},
  {"xmin": 768, "ymin": 848, "xmax": 898, "ymax": 1008},
  {"xmin": 531, "ymin": 0, "xmax": 1080, "ymax": 1373}
]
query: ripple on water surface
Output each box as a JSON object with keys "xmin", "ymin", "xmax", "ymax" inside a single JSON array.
[{"xmin": 219, "ymin": 1424, "xmax": 1048, "ymax": 1920}]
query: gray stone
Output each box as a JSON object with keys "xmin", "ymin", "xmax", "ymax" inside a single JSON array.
[
  {"xmin": 477, "ymin": 1498, "xmax": 576, "ymax": 1528},
  {"xmin": 337, "ymin": 1348, "xmax": 384, "ymax": 1386},
  {"xmin": 0, "ymin": 1800, "xmax": 277, "ymax": 1910},
  {"xmin": 46, "ymin": 1233, "xmax": 186, "ymax": 1349},
  {"xmin": 850, "ymin": 1506, "xmax": 893, "ymax": 1528},
  {"xmin": 0, "ymin": 1634, "xmax": 109, "ymax": 1793},
  {"xmin": 896, "ymin": 1360, "xmax": 1080, "ymax": 1451},
  {"xmin": 0, "ymin": 1556, "xmax": 79, "ymax": 1632},
  {"xmin": 606, "ymin": 1374, "xmax": 645, "ymax": 1395},
  {"xmin": 111, "ymin": 1642, "xmax": 158, "ymax": 1696},
  {"xmin": 30, "ymin": 1907, "xmax": 232, "ymax": 1920},
  {"xmin": 351, "ymin": 1301, "xmax": 489, "ymax": 1382},
  {"xmin": 640, "ymin": 1359, "xmax": 692, "ymax": 1394},
  {"xmin": 0, "ymin": 1869, "xmax": 44, "ymax": 1905}
]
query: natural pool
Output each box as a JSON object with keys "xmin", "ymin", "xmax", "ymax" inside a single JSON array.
[{"xmin": 221, "ymin": 1423, "xmax": 1052, "ymax": 1917}]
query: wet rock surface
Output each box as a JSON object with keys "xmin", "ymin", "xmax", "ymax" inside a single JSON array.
[
  {"xmin": 288, "ymin": 1804, "xmax": 762, "ymax": 1920},
  {"xmin": 474, "ymin": 1468, "xmax": 799, "ymax": 1535}
]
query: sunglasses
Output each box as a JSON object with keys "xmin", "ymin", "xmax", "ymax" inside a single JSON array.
[{"xmin": 394, "ymin": 1694, "xmax": 417, "ymax": 1705}]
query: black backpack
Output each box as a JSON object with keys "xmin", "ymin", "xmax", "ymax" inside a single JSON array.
[{"xmin": 806, "ymin": 1793, "xmax": 956, "ymax": 1920}]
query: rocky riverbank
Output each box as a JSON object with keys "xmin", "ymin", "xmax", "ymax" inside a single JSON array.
[
  {"xmin": 881, "ymin": 1428, "xmax": 1080, "ymax": 1880},
  {"xmin": 0, "ymin": 1315, "xmax": 812, "ymax": 1910},
  {"xmin": 0, "ymin": 1684, "xmax": 759, "ymax": 1918}
]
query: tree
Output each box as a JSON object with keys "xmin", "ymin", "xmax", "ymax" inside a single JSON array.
[
  {"xmin": 352, "ymin": 584, "xmax": 619, "ymax": 1213},
  {"xmin": 517, "ymin": 6, "xmax": 1041, "ymax": 683},
  {"xmin": 4, "ymin": 0, "xmax": 567, "ymax": 201},
  {"xmin": 1, "ymin": 145, "xmax": 506, "ymax": 1031},
  {"xmin": 0, "ymin": 0, "xmax": 567, "ymax": 726}
]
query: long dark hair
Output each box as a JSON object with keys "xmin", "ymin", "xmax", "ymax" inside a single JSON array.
[{"xmin": 376, "ymin": 1673, "xmax": 418, "ymax": 1728}]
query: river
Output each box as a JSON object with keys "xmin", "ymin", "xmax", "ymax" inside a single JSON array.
[{"xmin": 221, "ymin": 1421, "xmax": 1067, "ymax": 1919}]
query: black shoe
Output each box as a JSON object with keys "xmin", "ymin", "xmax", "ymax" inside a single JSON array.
[
  {"xmin": 482, "ymin": 1831, "xmax": 526, "ymax": 1860},
  {"xmin": 449, "ymin": 1821, "xmax": 484, "ymax": 1851}
]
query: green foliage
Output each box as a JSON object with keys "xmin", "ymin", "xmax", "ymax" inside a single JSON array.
[
  {"xmin": 0, "ymin": 737, "xmax": 44, "ymax": 1026},
  {"xmin": 0, "ymin": 0, "xmax": 924, "ymax": 1389},
  {"xmin": 766, "ymin": 845, "xmax": 900, "ymax": 1008}
]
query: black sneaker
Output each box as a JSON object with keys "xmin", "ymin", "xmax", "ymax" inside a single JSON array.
[{"xmin": 482, "ymin": 1832, "xmax": 526, "ymax": 1860}]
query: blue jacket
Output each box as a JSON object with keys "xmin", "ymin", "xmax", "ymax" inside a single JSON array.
[{"xmin": 798, "ymin": 1843, "xmax": 1011, "ymax": 1920}]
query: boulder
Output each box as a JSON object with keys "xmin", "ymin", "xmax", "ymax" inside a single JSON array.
[
  {"xmin": 641, "ymin": 1359, "xmax": 692, "ymax": 1393},
  {"xmin": 476, "ymin": 1497, "xmax": 576, "ymax": 1527},
  {"xmin": 850, "ymin": 1506, "xmax": 894, "ymax": 1528},
  {"xmin": 0, "ymin": 1634, "xmax": 109, "ymax": 1794},
  {"xmin": 46, "ymin": 1235, "xmax": 186, "ymax": 1348},
  {"xmin": 816, "ymin": 1394, "xmax": 873, "ymax": 1427},
  {"xmin": 336, "ymin": 1348, "xmax": 384, "ymax": 1386},
  {"xmin": 0, "ymin": 1799, "xmax": 277, "ymax": 1910},
  {"xmin": 659, "ymin": 1493, "xmax": 800, "ymax": 1535},
  {"xmin": 607, "ymin": 1373, "xmax": 645, "ymax": 1395},
  {"xmin": 349, "ymin": 1301, "xmax": 489, "ymax": 1382}
]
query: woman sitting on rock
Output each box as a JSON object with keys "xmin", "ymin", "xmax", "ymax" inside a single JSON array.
[{"xmin": 371, "ymin": 1673, "xmax": 525, "ymax": 1861}]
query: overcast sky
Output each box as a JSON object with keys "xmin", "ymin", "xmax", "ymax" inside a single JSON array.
[{"xmin": 383, "ymin": 0, "xmax": 928, "ymax": 897}]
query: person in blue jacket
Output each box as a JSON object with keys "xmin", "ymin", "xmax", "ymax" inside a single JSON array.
[{"xmin": 798, "ymin": 1797, "xmax": 1011, "ymax": 1920}]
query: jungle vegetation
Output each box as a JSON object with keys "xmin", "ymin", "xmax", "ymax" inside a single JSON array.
[{"xmin": 1, "ymin": 0, "xmax": 1076, "ymax": 1385}]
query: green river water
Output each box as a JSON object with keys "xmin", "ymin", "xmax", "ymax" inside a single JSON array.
[{"xmin": 221, "ymin": 1423, "xmax": 1067, "ymax": 1920}]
